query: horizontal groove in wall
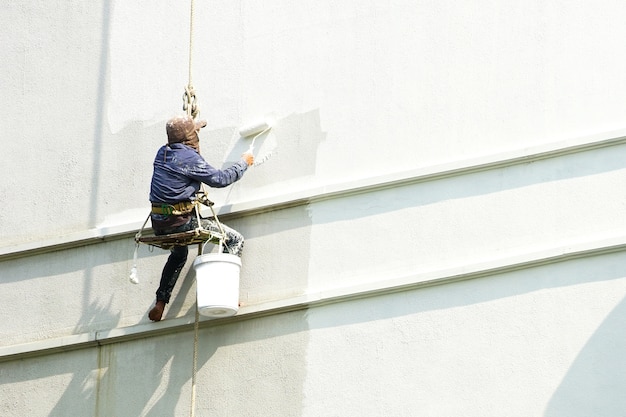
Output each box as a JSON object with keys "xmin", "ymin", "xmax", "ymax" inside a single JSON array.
[
  {"xmin": 2, "ymin": 128, "xmax": 626, "ymax": 262},
  {"xmin": 1, "ymin": 230, "xmax": 625, "ymax": 362}
]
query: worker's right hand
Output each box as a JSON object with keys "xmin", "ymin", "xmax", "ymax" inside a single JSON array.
[{"xmin": 242, "ymin": 152, "xmax": 254, "ymax": 166}]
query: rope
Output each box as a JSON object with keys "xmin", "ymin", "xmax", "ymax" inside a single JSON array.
[
  {"xmin": 129, "ymin": 213, "xmax": 151, "ymax": 284},
  {"xmin": 183, "ymin": 85, "xmax": 199, "ymax": 119},
  {"xmin": 183, "ymin": 0, "xmax": 199, "ymax": 119},
  {"xmin": 129, "ymin": 243, "xmax": 140, "ymax": 284},
  {"xmin": 188, "ymin": 0, "xmax": 194, "ymax": 87},
  {"xmin": 190, "ymin": 304, "xmax": 200, "ymax": 417},
  {"xmin": 188, "ymin": 4, "xmax": 199, "ymax": 406},
  {"xmin": 200, "ymin": 184, "xmax": 230, "ymax": 253}
]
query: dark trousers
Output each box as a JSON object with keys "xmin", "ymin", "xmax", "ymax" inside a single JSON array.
[
  {"xmin": 156, "ymin": 246, "xmax": 188, "ymax": 303},
  {"xmin": 154, "ymin": 216, "xmax": 244, "ymax": 304}
]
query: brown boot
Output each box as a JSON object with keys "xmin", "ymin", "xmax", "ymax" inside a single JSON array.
[{"xmin": 149, "ymin": 300, "xmax": 166, "ymax": 321}]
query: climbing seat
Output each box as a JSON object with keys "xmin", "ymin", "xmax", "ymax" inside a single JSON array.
[
  {"xmin": 136, "ymin": 228, "xmax": 224, "ymax": 250},
  {"xmin": 134, "ymin": 191, "xmax": 227, "ymax": 251}
]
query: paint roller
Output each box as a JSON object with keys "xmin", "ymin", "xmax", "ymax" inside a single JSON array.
[{"xmin": 239, "ymin": 117, "xmax": 273, "ymax": 153}]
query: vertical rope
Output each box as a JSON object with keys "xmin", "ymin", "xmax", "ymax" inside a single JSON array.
[
  {"xmin": 188, "ymin": 2, "xmax": 199, "ymax": 414},
  {"xmin": 190, "ymin": 305, "xmax": 200, "ymax": 417},
  {"xmin": 188, "ymin": 0, "xmax": 194, "ymax": 87},
  {"xmin": 183, "ymin": 0, "xmax": 199, "ymax": 119}
]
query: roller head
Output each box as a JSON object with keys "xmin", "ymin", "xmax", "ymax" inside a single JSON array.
[{"xmin": 238, "ymin": 119, "xmax": 273, "ymax": 138}]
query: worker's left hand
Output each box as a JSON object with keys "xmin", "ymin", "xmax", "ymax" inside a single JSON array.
[{"xmin": 242, "ymin": 152, "xmax": 254, "ymax": 166}]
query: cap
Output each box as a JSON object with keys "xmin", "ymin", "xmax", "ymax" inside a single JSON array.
[{"xmin": 166, "ymin": 115, "xmax": 207, "ymax": 144}]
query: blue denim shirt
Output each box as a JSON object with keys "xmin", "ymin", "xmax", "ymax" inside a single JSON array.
[{"xmin": 150, "ymin": 143, "xmax": 248, "ymax": 204}]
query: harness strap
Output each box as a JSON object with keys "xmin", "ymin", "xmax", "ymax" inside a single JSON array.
[{"xmin": 151, "ymin": 201, "xmax": 196, "ymax": 215}]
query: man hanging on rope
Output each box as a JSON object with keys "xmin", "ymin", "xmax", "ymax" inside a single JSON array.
[{"xmin": 148, "ymin": 115, "xmax": 254, "ymax": 321}]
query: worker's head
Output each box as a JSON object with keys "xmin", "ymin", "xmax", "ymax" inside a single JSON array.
[{"xmin": 166, "ymin": 115, "xmax": 207, "ymax": 152}]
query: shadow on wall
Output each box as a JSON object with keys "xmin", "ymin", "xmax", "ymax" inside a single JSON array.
[
  {"xmin": 100, "ymin": 329, "xmax": 216, "ymax": 417},
  {"xmin": 43, "ymin": 327, "xmax": 216, "ymax": 417},
  {"xmin": 47, "ymin": 310, "xmax": 311, "ymax": 416},
  {"xmin": 544, "ymin": 294, "xmax": 626, "ymax": 417},
  {"xmin": 41, "ymin": 262, "xmax": 211, "ymax": 416},
  {"xmin": 46, "ymin": 254, "xmax": 124, "ymax": 416},
  {"xmin": 217, "ymin": 108, "xmax": 327, "ymax": 204},
  {"xmin": 193, "ymin": 310, "xmax": 310, "ymax": 416},
  {"xmin": 0, "ymin": 239, "xmax": 153, "ymax": 349},
  {"xmin": 0, "ymin": 349, "xmax": 97, "ymax": 416},
  {"xmin": 228, "ymin": 109, "xmax": 325, "ymax": 174},
  {"xmin": 18, "ymin": 261, "xmax": 198, "ymax": 417}
]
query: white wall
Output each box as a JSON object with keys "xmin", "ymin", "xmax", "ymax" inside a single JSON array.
[{"xmin": 2, "ymin": 1, "xmax": 626, "ymax": 416}]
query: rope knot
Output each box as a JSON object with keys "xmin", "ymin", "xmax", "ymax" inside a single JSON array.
[{"xmin": 183, "ymin": 84, "xmax": 199, "ymax": 119}]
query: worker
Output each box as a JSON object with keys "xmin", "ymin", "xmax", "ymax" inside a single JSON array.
[{"xmin": 148, "ymin": 115, "xmax": 254, "ymax": 321}]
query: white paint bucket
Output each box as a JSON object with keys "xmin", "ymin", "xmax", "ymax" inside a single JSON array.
[{"xmin": 192, "ymin": 253, "xmax": 241, "ymax": 318}]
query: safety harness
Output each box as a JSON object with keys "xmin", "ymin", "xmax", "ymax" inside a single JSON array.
[{"xmin": 135, "ymin": 190, "xmax": 228, "ymax": 251}]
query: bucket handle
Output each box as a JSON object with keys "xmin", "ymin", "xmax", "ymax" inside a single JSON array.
[{"xmin": 201, "ymin": 238, "xmax": 225, "ymax": 255}]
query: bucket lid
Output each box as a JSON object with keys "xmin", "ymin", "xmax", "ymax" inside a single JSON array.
[{"xmin": 193, "ymin": 252, "xmax": 242, "ymax": 267}]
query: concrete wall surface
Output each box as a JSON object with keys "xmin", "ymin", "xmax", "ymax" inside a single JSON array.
[{"xmin": 2, "ymin": 1, "xmax": 626, "ymax": 416}]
